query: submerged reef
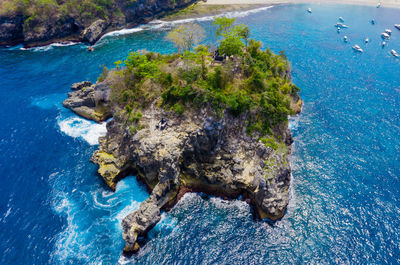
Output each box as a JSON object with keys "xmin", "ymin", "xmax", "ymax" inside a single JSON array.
[{"xmin": 63, "ymin": 19, "xmax": 301, "ymax": 254}]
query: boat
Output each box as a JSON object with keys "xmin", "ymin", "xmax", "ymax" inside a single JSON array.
[
  {"xmin": 339, "ymin": 17, "xmax": 345, "ymax": 22},
  {"xmin": 335, "ymin": 23, "xmax": 349, "ymax": 28},
  {"xmin": 395, "ymin": 24, "xmax": 400, "ymax": 30},
  {"xmin": 87, "ymin": 46, "xmax": 94, "ymax": 52},
  {"xmin": 382, "ymin": 41, "xmax": 386, "ymax": 47},
  {"xmin": 371, "ymin": 20, "xmax": 376, "ymax": 25},
  {"xmin": 337, "ymin": 27, "xmax": 341, "ymax": 33},
  {"xmin": 377, "ymin": 2, "xmax": 381, "ymax": 8},
  {"xmin": 385, "ymin": 29, "xmax": 392, "ymax": 35},
  {"xmin": 307, "ymin": 8, "xmax": 312, "ymax": 13},
  {"xmin": 381, "ymin": 32, "xmax": 390, "ymax": 39},
  {"xmin": 344, "ymin": 36, "xmax": 349, "ymax": 42},
  {"xmin": 365, "ymin": 38, "xmax": 369, "ymax": 43},
  {"xmin": 352, "ymin": 45, "xmax": 363, "ymax": 52},
  {"xmin": 392, "ymin": 49, "xmax": 399, "ymax": 57}
]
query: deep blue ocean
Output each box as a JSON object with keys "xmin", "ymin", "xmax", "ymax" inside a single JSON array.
[{"xmin": 1, "ymin": 4, "xmax": 399, "ymax": 264}]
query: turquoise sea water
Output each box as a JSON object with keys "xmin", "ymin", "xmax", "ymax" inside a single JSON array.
[{"xmin": 0, "ymin": 4, "xmax": 399, "ymax": 264}]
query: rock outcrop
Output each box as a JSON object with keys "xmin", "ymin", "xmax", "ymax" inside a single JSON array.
[
  {"xmin": 63, "ymin": 81, "xmax": 112, "ymax": 122},
  {"xmin": 64, "ymin": 79, "xmax": 300, "ymax": 254},
  {"xmin": 0, "ymin": 0, "xmax": 198, "ymax": 47},
  {"xmin": 0, "ymin": 15, "xmax": 23, "ymax": 46},
  {"xmin": 82, "ymin": 20, "xmax": 109, "ymax": 45}
]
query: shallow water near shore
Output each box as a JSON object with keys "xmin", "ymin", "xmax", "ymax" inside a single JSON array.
[{"xmin": 0, "ymin": 3, "xmax": 400, "ymax": 264}]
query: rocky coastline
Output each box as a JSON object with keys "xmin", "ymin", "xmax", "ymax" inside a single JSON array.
[
  {"xmin": 63, "ymin": 77, "xmax": 301, "ymax": 254},
  {"xmin": 0, "ymin": 0, "xmax": 199, "ymax": 48}
]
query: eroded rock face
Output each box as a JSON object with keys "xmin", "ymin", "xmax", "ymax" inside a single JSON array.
[
  {"xmin": 82, "ymin": 20, "xmax": 109, "ymax": 45},
  {"xmin": 0, "ymin": 0, "xmax": 198, "ymax": 47},
  {"xmin": 63, "ymin": 81, "xmax": 112, "ymax": 122},
  {"xmin": 64, "ymin": 80, "xmax": 298, "ymax": 254},
  {"xmin": 0, "ymin": 15, "xmax": 23, "ymax": 46}
]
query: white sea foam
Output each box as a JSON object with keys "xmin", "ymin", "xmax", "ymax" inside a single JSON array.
[
  {"xmin": 20, "ymin": 41, "xmax": 79, "ymax": 52},
  {"xmin": 209, "ymin": 196, "xmax": 251, "ymax": 213},
  {"xmin": 58, "ymin": 116, "xmax": 107, "ymax": 145},
  {"xmin": 160, "ymin": 5, "xmax": 274, "ymax": 25},
  {"xmin": 101, "ymin": 27, "xmax": 144, "ymax": 39},
  {"xmin": 100, "ymin": 5, "xmax": 274, "ymax": 39}
]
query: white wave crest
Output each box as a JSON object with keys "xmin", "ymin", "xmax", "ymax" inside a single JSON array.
[
  {"xmin": 20, "ymin": 41, "xmax": 79, "ymax": 52},
  {"xmin": 161, "ymin": 5, "xmax": 274, "ymax": 25},
  {"xmin": 100, "ymin": 5, "xmax": 274, "ymax": 39},
  {"xmin": 58, "ymin": 116, "xmax": 107, "ymax": 145}
]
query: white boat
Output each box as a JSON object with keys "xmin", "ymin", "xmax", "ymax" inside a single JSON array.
[
  {"xmin": 352, "ymin": 45, "xmax": 363, "ymax": 52},
  {"xmin": 385, "ymin": 29, "xmax": 392, "ymax": 35},
  {"xmin": 381, "ymin": 32, "xmax": 390, "ymax": 39},
  {"xmin": 344, "ymin": 36, "xmax": 349, "ymax": 42},
  {"xmin": 307, "ymin": 8, "xmax": 312, "ymax": 13},
  {"xmin": 339, "ymin": 17, "xmax": 345, "ymax": 22},
  {"xmin": 335, "ymin": 23, "xmax": 349, "ymax": 28},
  {"xmin": 382, "ymin": 41, "xmax": 386, "ymax": 47},
  {"xmin": 392, "ymin": 49, "xmax": 399, "ymax": 57},
  {"xmin": 395, "ymin": 24, "xmax": 400, "ymax": 30},
  {"xmin": 365, "ymin": 38, "xmax": 369, "ymax": 43},
  {"xmin": 377, "ymin": 2, "xmax": 381, "ymax": 8}
]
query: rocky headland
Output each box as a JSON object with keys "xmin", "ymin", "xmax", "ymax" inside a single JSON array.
[
  {"xmin": 0, "ymin": 0, "xmax": 199, "ymax": 47},
  {"xmin": 63, "ymin": 19, "xmax": 301, "ymax": 254}
]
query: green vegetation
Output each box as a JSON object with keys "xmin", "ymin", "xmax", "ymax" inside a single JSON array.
[
  {"xmin": 104, "ymin": 17, "xmax": 300, "ymax": 139},
  {"xmin": 162, "ymin": 3, "xmax": 258, "ymax": 21},
  {"xmin": 1, "ymin": 0, "xmax": 120, "ymax": 32}
]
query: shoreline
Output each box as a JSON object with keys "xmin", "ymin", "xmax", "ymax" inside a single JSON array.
[
  {"xmin": 4, "ymin": 0, "xmax": 400, "ymax": 49},
  {"xmin": 204, "ymin": 0, "xmax": 400, "ymax": 8}
]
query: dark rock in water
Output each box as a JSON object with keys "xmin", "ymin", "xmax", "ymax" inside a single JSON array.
[
  {"xmin": 71, "ymin": 81, "xmax": 92, "ymax": 91},
  {"xmin": 82, "ymin": 20, "xmax": 109, "ymax": 45}
]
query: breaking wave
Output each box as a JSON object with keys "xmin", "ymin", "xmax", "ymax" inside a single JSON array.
[{"xmin": 57, "ymin": 116, "xmax": 107, "ymax": 145}]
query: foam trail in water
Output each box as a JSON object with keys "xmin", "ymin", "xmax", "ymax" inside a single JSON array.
[
  {"xmin": 51, "ymin": 176, "xmax": 148, "ymax": 264},
  {"xmin": 20, "ymin": 41, "xmax": 79, "ymax": 52},
  {"xmin": 161, "ymin": 5, "xmax": 274, "ymax": 25},
  {"xmin": 58, "ymin": 116, "xmax": 107, "ymax": 145},
  {"xmin": 100, "ymin": 5, "xmax": 274, "ymax": 39},
  {"xmin": 101, "ymin": 27, "xmax": 144, "ymax": 38}
]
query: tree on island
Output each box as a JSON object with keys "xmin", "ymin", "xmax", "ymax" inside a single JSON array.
[{"xmin": 166, "ymin": 23, "xmax": 205, "ymax": 53}]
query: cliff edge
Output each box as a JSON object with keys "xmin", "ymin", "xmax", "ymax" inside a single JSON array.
[
  {"xmin": 0, "ymin": 0, "xmax": 198, "ymax": 47},
  {"xmin": 63, "ymin": 19, "xmax": 302, "ymax": 254}
]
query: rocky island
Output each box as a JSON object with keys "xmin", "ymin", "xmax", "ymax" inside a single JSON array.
[{"xmin": 63, "ymin": 18, "xmax": 302, "ymax": 254}]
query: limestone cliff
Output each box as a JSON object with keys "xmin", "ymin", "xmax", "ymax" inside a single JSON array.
[
  {"xmin": 63, "ymin": 78, "xmax": 301, "ymax": 253},
  {"xmin": 0, "ymin": 0, "xmax": 198, "ymax": 47}
]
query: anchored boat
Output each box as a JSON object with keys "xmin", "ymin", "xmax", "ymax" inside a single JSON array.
[
  {"xmin": 381, "ymin": 32, "xmax": 390, "ymax": 39},
  {"xmin": 352, "ymin": 45, "xmax": 363, "ymax": 52},
  {"xmin": 392, "ymin": 49, "xmax": 399, "ymax": 57}
]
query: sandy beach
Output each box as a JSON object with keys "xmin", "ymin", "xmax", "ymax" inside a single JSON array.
[{"xmin": 203, "ymin": 0, "xmax": 400, "ymax": 8}]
